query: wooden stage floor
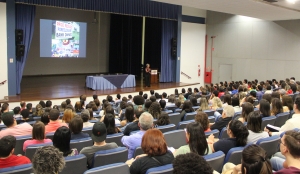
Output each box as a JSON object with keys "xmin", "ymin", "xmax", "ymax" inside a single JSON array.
[{"xmin": 7, "ymin": 75, "xmax": 199, "ymax": 102}]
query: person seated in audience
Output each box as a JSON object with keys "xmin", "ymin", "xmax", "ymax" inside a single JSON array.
[
  {"xmin": 271, "ymin": 98, "xmax": 283, "ymax": 116},
  {"xmin": 61, "ymin": 108, "xmax": 74, "ymax": 124},
  {"xmin": 218, "ymin": 87, "xmax": 225, "ymax": 98},
  {"xmin": 249, "ymin": 90, "xmax": 257, "ymax": 101},
  {"xmin": 173, "ymin": 153, "xmax": 213, "ymax": 174},
  {"xmin": 174, "ymin": 99, "xmax": 182, "ymax": 110},
  {"xmin": 209, "ymin": 90, "xmax": 219, "ymax": 104},
  {"xmin": 270, "ymin": 130, "xmax": 300, "ymax": 173},
  {"xmin": 184, "ymin": 88, "xmax": 193, "ymax": 99},
  {"xmin": 265, "ymin": 97, "xmax": 300, "ymax": 136},
  {"xmin": 94, "ymin": 99, "xmax": 101, "ymax": 111},
  {"xmin": 222, "ymin": 144, "xmax": 272, "ymax": 174},
  {"xmin": 190, "ymin": 97, "xmax": 198, "ymax": 107},
  {"xmin": 258, "ymin": 99, "xmax": 271, "ymax": 117},
  {"xmin": 0, "ymin": 112, "xmax": 32, "ymax": 138},
  {"xmin": 222, "ymin": 94, "xmax": 232, "ymax": 108},
  {"xmin": 45, "ymin": 109, "xmax": 68, "ymax": 134},
  {"xmin": 87, "ymin": 108, "xmax": 98, "ymax": 121},
  {"xmin": 122, "ymin": 112, "xmax": 153, "ymax": 159},
  {"xmin": 143, "ymin": 93, "xmax": 148, "ymax": 101},
  {"xmin": 210, "ymin": 97, "xmax": 222, "ymax": 111},
  {"xmin": 246, "ymin": 112, "xmax": 269, "ymax": 144},
  {"xmin": 120, "ymin": 106, "xmax": 135, "ymax": 127},
  {"xmin": 195, "ymin": 111, "xmax": 211, "ymax": 132},
  {"xmin": 32, "ymin": 146, "xmax": 65, "ymax": 174},
  {"xmin": 33, "ymin": 104, "xmax": 44, "ymax": 117},
  {"xmin": 282, "ymin": 95, "xmax": 293, "ymax": 113},
  {"xmin": 69, "ymin": 116, "xmax": 89, "ymax": 140},
  {"xmin": 103, "ymin": 113, "xmax": 121, "ymax": 134},
  {"xmin": 1, "ymin": 102, "xmax": 9, "ymax": 114},
  {"xmin": 232, "ymin": 96, "xmax": 242, "ymax": 113},
  {"xmin": 197, "ymin": 97, "xmax": 210, "ymax": 111},
  {"xmin": 180, "ymin": 101, "xmax": 194, "ymax": 121},
  {"xmin": 210, "ymin": 105, "xmax": 235, "ymax": 132},
  {"xmin": 150, "ymin": 90, "xmax": 155, "ymax": 96},
  {"xmin": 166, "ymin": 94, "xmax": 176, "ymax": 107},
  {"xmin": 74, "ymin": 101, "xmax": 83, "ymax": 113},
  {"xmin": 99, "ymin": 101, "xmax": 111, "ymax": 117},
  {"xmin": 17, "ymin": 109, "xmax": 34, "ymax": 124},
  {"xmin": 264, "ymin": 85, "xmax": 273, "ymax": 94},
  {"xmin": 149, "ymin": 102, "xmax": 162, "ymax": 119},
  {"xmin": 60, "ymin": 101, "xmax": 67, "ymax": 112},
  {"xmin": 159, "ymin": 99, "xmax": 168, "ymax": 111},
  {"xmin": 178, "ymin": 94, "xmax": 185, "ymax": 104},
  {"xmin": 291, "ymin": 84, "xmax": 297, "ymax": 94},
  {"xmin": 256, "ymin": 85, "xmax": 264, "ymax": 101},
  {"xmin": 115, "ymin": 93, "xmax": 121, "ymax": 104},
  {"xmin": 81, "ymin": 109, "xmax": 94, "ymax": 128},
  {"xmin": 161, "ymin": 92, "xmax": 168, "ymax": 102},
  {"xmin": 23, "ymin": 121, "xmax": 52, "ymax": 152},
  {"xmin": 26, "ymin": 103, "xmax": 33, "ymax": 114},
  {"xmin": 272, "ymin": 91, "xmax": 281, "ymax": 100},
  {"xmin": 208, "ymin": 120, "xmax": 249, "ymax": 155},
  {"xmin": 80, "ymin": 122, "xmax": 118, "ymax": 168},
  {"xmin": 127, "ymin": 95, "xmax": 133, "ymax": 103},
  {"xmin": 133, "ymin": 95, "xmax": 145, "ymax": 110},
  {"xmin": 143, "ymin": 100, "xmax": 152, "ymax": 112},
  {"xmin": 154, "ymin": 112, "xmax": 170, "ymax": 127},
  {"xmin": 123, "ymin": 110, "xmax": 144, "ymax": 136},
  {"xmin": 20, "ymin": 101, "xmax": 26, "ymax": 111},
  {"xmin": 0, "ymin": 135, "xmax": 31, "ymax": 168},
  {"xmin": 41, "ymin": 112, "xmax": 50, "ymax": 125},
  {"xmin": 130, "ymin": 129, "xmax": 174, "ymax": 174},
  {"xmin": 53, "ymin": 126, "xmax": 78, "ymax": 157},
  {"xmin": 238, "ymin": 102, "xmax": 254, "ymax": 123},
  {"xmin": 174, "ymin": 122, "xmax": 212, "ymax": 157},
  {"xmin": 13, "ymin": 106, "xmax": 22, "ymax": 119},
  {"xmin": 231, "ymin": 84, "xmax": 238, "ymax": 95}
]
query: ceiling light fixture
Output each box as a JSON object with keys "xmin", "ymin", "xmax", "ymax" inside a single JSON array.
[{"xmin": 286, "ymin": 0, "xmax": 296, "ymax": 4}]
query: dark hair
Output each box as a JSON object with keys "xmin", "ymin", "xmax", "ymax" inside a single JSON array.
[
  {"xmin": 139, "ymin": 91, "xmax": 143, "ymax": 96},
  {"xmin": 162, "ymin": 92, "xmax": 167, "ymax": 98},
  {"xmin": 262, "ymin": 94, "xmax": 272, "ymax": 104},
  {"xmin": 119, "ymin": 101, "xmax": 127, "ymax": 110},
  {"xmin": 194, "ymin": 111, "xmax": 210, "ymax": 131},
  {"xmin": 66, "ymin": 99, "xmax": 71, "ymax": 105},
  {"xmin": 150, "ymin": 90, "xmax": 154, "ymax": 95},
  {"xmin": 154, "ymin": 113, "xmax": 170, "ymax": 126},
  {"xmin": 53, "ymin": 126, "xmax": 72, "ymax": 157},
  {"xmin": 49, "ymin": 109, "xmax": 60, "ymax": 121},
  {"xmin": 41, "ymin": 112, "xmax": 50, "ymax": 125},
  {"xmin": 175, "ymin": 99, "xmax": 181, "ymax": 108},
  {"xmin": 2, "ymin": 112, "xmax": 14, "ymax": 127},
  {"xmin": 290, "ymin": 84, "xmax": 297, "ymax": 93},
  {"xmin": 74, "ymin": 101, "xmax": 82, "ymax": 113},
  {"xmin": 241, "ymin": 145, "xmax": 272, "ymax": 174},
  {"xmin": 186, "ymin": 122, "xmax": 209, "ymax": 156},
  {"xmin": 271, "ymin": 98, "xmax": 283, "ymax": 116},
  {"xmin": 13, "ymin": 106, "xmax": 21, "ymax": 115},
  {"xmin": 190, "ymin": 97, "xmax": 198, "ymax": 106},
  {"xmin": 21, "ymin": 109, "xmax": 30, "ymax": 119},
  {"xmin": 259, "ymin": 99, "xmax": 270, "ymax": 117},
  {"xmin": 45, "ymin": 100, "xmax": 52, "ymax": 107},
  {"xmin": 231, "ymin": 96, "xmax": 240, "ymax": 107},
  {"xmin": 141, "ymin": 129, "xmax": 167, "ymax": 156},
  {"xmin": 182, "ymin": 100, "xmax": 194, "ymax": 113},
  {"xmin": 245, "ymin": 96, "xmax": 254, "ymax": 104},
  {"xmin": 159, "ymin": 100, "xmax": 166, "ymax": 109},
  {"xmin": 228, "ymin": 120, "xmax": 249, "ymax": 146},
  {"xmin": 134, "ymin": 109, "xmax": 144, "ymax": 119},
  {"xmin": 223, "ymin": 94, "xmax": 232, "ymax": 105},
  {"xmin": 284, "ymin": 130, "xmax": 300, "ymax": 158},
  {"xmin": 69, "ymin": 116, "xmax": 83, "ymax": 134},
  {"xmin": 103, "ymin": 113, "xmax": 117, "ymax": 134},
  {"xmin": 0, "ymin": 135, "xmax": 16, "ymax": 157},
  {"xmin": 247, "ymin": 112, "xmax": 262, "ymax": 133},
  {"xmin": 121, "ymin": 97, "xmax": 127, "ymax": 102},
  {"xmin": 282, "ymin": 95, "xmax": 293, "ymax": 111},
  {"xmin": 266, "ymin": 85, "xmax": 271, "ymax": 90},
  {"xmin": 116, "ymin": 94, "xmax": 121, "ymax": 99},
  {"xmin": 271, "ymin": 92, "xmax": 280, "ymax": 100},
  {"xmin": 173, "ymin": 153, "xmax": 213, "ymax": 174},
  {"xmin": 175, "ymin": 89, "xmax": 179, "ymax": 95},
  {"xmin": 32, "ymin": 121, "xmax": 45, "ymax": 140},
  {"xmin": 133, "ymin": 95, "xmax": 145, "ymax": 105},
  {"xmin": 93, "ymin": 94, "xmax": 98, "ymax": 100},
  {"xmin": 39, "ymin": 101, "xmax": 46, "ymax": 108},
  {"xmin": 106, "ymin": 95, "xmax": 113, "ymax": 102},
  {"xmin": 149, "ymin": 102, "xmax": 161, "ymax": 119},
  {"xmin": 168, "ymin": 95, "xmax": 175, "ymax": 103},
  {"xmin": 149, "ymin": 96, "xmax": 156, "ymax": 102},
  {"xmin": 144, "ymin": 100, "xmax": 152, "ymax": 110},
  {"xmin": 241, "ymin": 102, "xmax": 254, "ymax": 122},
  {"xmin": 213, "ymin": 90, "xmax": 219, "ymax": 97},
  {"xmin": 26, "ymin": 103, "xmax": 32, "ymax": 110},
  {"xmin": 105, "ymin": 105, "xmax": 115, "ymax": 115},
  {"xmin": 128, "ymin": 95, "xmax": 132, "ymax": 99},
  {"xmin": 143, "ymin": 93, "xmax": 148, "ymax": 100},
  {"xmin": 181, "ymin": 88, "xmax": 186, "ymax": 93},
  {"xmin": 125, "ymin": 106, "xmax": 134, "ymax": 122},
  {"xmin": 250, "ymin": 91, "xmax": 257, "ymax": 98}
]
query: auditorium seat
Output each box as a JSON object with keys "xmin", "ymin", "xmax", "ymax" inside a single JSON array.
[
  {"xmin": 157, "ymin": 124, "xmax": 176, "ymax": 133},
  {"xmin": 133, "ymin": 146, "xmax": 144, "ymax": 158},
  {"xmin": 232, "ymin": 112, "xmax": 242, "ymax": 120},
  {"xmin": 93, "ymin": 147, "xmax": 128, "ymax": 168},
  {"xmin": 184, "ymin": 112, "xmax": 197, "ymax": 121},
  {"xmin": 0, "ymin": 124, "xmax": 6, "ymax": 130},
  {"xmin": 274, "ymin": 112, "xmax": 290, "ymax": 127},
  {"xmin": 205, "ymin": 129, "xmax": 219, "ymax": 138},
  {"xmin": 223, "ymin": 147, "xmax": 244, "ymax": 165},
  {"xmin": 165, "ymin": 106, "xmax": 177, "ymax": 112},
  {"xmin": 192, "ymin": 106, "xmax": 200, "ymax": 111},
  {"xmin": 216, "ymin": 108, "xmax": 223, "ymax": 115},
  {"xmin": 168, "ymin": 113, "xmax": 181, "ymax": 126},
  {"xmin": 82, "ymin": 127, "xmax": 93, "ymax": 137},
  {"xmin": 174, "ymin": 109, "xmax": 182, "ymax": 113},
  {"xmin": 89, "ymin": 120, "xmax": 98, "ymax": 123},
  {"xmin": 106, "ymin": 133, "xmax": 124, "ymax": 146},
  {"xmin": 256, "ymin": 135, "xmax": 280, "ymax": 158},
  {"xmin": 261, "ymin": 116, "xmax": 276, "ymax": 130},
  {"xmin": 83, "ymin": 163, "xmax": 130, "ymax": 174},
  {"xmin": 33, "ymin": 117, "xmax": 41, "ymax": 121},
  {"xmin": 25, "ymin": 142, "xmax": 53, "ymax": 160},
  {"xmin": 0, "ymin": 163, "xmax": 33, "ymax": 174},
  {"xmin": 14, "ymin": 135, "xmax": 32, "ymax": 155},
  {"xmin": 164, "ymin": 110, "xmax": 173, "ymax": 114},
  {"xmin": 70, "ymin": 137, "xmax": 93, "ymax": 152},
  {"xmin": 177, "ymin": 120, "xmax": 194, "ymax": 129},
  {"xmin": 146, "ymin": 164, "xmax": 173, "ymax": 174},
  {"xmin": 45, "ymin": 132, "xmax": 55, "ymax": 140},
  {"xmin": 218, "ymin": 127, "xmax": 229, "ymax": 139},
  {"xmin": 59, "ymin": 154, "xmax": 87, "ymax": 174},
  {"xmin": 203, "ymin": 151, "xmax": 225, "ymax": 173},
  {"xmin": 204, "ymin": 110, "xmax": 215, "ymax": 117},
  {"xmin": 163, "ymin": 130, "xmax": 186, "ymax": 149}
]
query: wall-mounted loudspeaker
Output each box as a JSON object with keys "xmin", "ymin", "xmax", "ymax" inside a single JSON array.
[
  {"xmin": 171, "ymin": 47, "xmax": 177, "ymax": 57},
  {"xmin": 15, "ymin": 29, "xmax": 23, "ymax": 43},
  {"xmin": 172, "ymin": 38, "xmax": 177, "ymax": 47},
  {"xmin": 16, "ymin": 44, "xmax": 25, "ymax": 57}
]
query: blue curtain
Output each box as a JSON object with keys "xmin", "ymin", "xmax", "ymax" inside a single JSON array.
[
  {"xmin": 15, "ymin": 4, "xmax": 36, "ymax": 94},
  {"xmin": 160, "ymin": 20, "xmax": 177, "ymax": 82},
  {"xmin": 16, "ymin": 0, "xmax": 179, "ymax": 20}
]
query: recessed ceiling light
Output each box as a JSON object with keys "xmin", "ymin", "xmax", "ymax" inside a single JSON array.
[{"xmin": 286, "ymin": 0, "xmax": 296, "ymax": 4}]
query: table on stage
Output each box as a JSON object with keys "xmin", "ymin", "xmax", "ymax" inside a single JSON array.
[{"xmin": 86, "ymin": 74, "xmax": 136, "ymax": 90}]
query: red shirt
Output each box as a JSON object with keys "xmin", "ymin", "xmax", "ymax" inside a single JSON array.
[
  {"xmin": 45, "ymin": 121, "xmax": 68, "ymax": 134},
  {"xmin": 0, "ymin": 155, "xmax": 31, "ymax": 169},
  {"xmin": 274, "ymin": 167, "xmax": 300, "ymax": 174}
]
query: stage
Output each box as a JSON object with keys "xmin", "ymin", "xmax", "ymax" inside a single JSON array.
[{"xmin": 6, "ymin": 75, "xmax": 199, "ymax": 102}]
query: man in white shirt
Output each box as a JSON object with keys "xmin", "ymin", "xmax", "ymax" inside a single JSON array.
[{"xmin": 13, "ymin": 107, "xmax": 22, "ymax": 119}]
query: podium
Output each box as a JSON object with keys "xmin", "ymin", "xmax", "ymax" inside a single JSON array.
[{"xmin": 151, "ymin": 69, "xmax": 158, "ymax": 84}]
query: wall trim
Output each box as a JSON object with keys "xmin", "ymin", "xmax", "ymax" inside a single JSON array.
[{"xmin": 182, "ymin": 15, "xmax": 205, "ymax": 24}]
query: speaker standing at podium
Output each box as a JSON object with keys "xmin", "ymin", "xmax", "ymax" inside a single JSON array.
[{"xmin": 145, "ymin": 64, "xmax": 151, "ymax": 87}]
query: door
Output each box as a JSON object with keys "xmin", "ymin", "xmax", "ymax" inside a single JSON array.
[{"xmin": 219, "ymin": 64, "xmax": 232, "ymax": 83}]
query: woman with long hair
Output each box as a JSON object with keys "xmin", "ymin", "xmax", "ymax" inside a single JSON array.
[
  {"xmin": 69, "ymin": 116, "xmax": 89, "ymax": 140},
  {"xmin": 120, "ymin": 106, "xmax": 135, "ymax": 126},
  {"xmin": 246, "ymin": 112, "xmax": 269, "ymax": 144},
  {"xmin": 174, "ymin": 122, "xmax": 211, "ymax": 157},
  {"xmin": 238, "ymin": 102, "xmax": 254, "ymax": 123},
  {"xmin": 223, "ymin": 94, "xmax": 232, "ymax": 108},
  {"xmin": 259, "ymin": 99, "xmax": 271, "ymax": 117},
  {"xmin": 194, "ymin": 111, "xmax": 211, "ymax": 132},
  {"xmin": 271, "ymin": 98, "xmax": 283, "ymax": 116},
  {"xmin": 34, "ymin": 104, "xmax": 44, "ymax": 117},
  {"xmin": 53, "ymin": 126, "xmax": 78, "ymax": 157},
  {"xmin": 179, "ymin": 100, "xmax": 194, "ymax": 121},
  {"xmin": 103, "ymin": 113, "xmax": 121, "ymax": 134},
  {"xmin": 197, "ymin": 97, "xmax": 210, "ymax": 111},
  {"xmin": 154, "ymin": 113, "xmax": 170, "ymax": 126},
  {"xmin": 211, "ymin": 97, "xmax": 222, "ymax": 110},
  {"xmin": 148, "ymin": 102, "xmax": 162, "ymax": 119},
  {"xmin": 282, "ymin": 95, "xmax": 293, "ymax": 113},
  {"xmin": 62, "ymin": 109, "xmax": 74, "ymax": 124}
]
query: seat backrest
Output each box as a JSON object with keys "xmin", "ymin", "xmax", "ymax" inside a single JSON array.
[
  {"xmin": 205, "ymin": 129, "xmax": 220, "ymax": 138},
  {"xmin": 177, "ymin": 120, "xmax": 194, "ymax": 129},
  {"xmin": 0, "ymin": 164, "xmax": 33, "ymax": 174},
  {"xmin": 204, "ymin": 110, "xmax": 215, "ymax": 116},
  {"xmin": 14, "ymin": 135, "xmax": 32, "ymax": 155},
  {"xmin": 261, "ymin": 116, "xmax": 276, "ymax": 130},
  {"xmin": 274, "ymin": 112, "xmax": 289, "ymax": 127},
  {"xmin": 84, "ymin": 163, "xmax": 130, "ymax": 174},
  {"xmin": 59, "ymin": 154, "xmax": 87, "ymax": 174},
  {"xmin": 146, "ymin": 164, "xmax": 173, "ymax": 174},
  {"xmin": 70, "ymin": 137, "xmax": 93, "ymax": 152},
  {"xmin": 133, "ymin": 146, "xmax": 144, "ymax": 158},
  {"xmin": 25, "ymin": 142, "xmax": 53, "ymax": 160},
  {"xmin": 164, "ymin": 110, "xmax": 173, "ymax": 114},
  {"xmin": 203, "ymin": 151, "xmax": 225, "ymax": 173},
  {"xmin": 163, "ymin": 130, "xmax": 187, "ymax": 149},
  {"xmin": 174, "ymin": 109, "xmax": 182, "ymax": 113},
  {"xmin": 218, "ymin": 127, "xmax": 229, "ymax": 139},
  {"xmin": 45, "ymin": 132, "xmax": 55, "ymax": 140},
  {"xmin": 216, "ymin": 108, "xmax": 223, "ymax": 115},
  {"xmin": 232, "ymin": 112, "xmax": 241, "ymax": 120},
  {"xmin": 157, "ymin": 124, "xmax": 176, "ymax": 133},
  {"xmin": 106, "ymin": 133, "xmax": 124, "ymax": 147},
  {"xmin": 33, "ymin": 117, "xmax": 41, "ymax": 121},
  {"xmin": 93, "ymin": 147, "xmax": 128, "ymax": 168},
  {"xmin": 192, "ymin": 106, "xmax": 200, "ymax": 111},
  {"xmin": 256, "ymin": 135, "xmax": 280, "ymax": 158},
  {"xmin": 224, "ymin": 147, "xmax": 244, "ymax": 165},
  {"xmin": 208, "ymin": 116, "xmax": 215, "ymax": 123},
  {"xmin": 165, "ymin": 106, "xmax": 177, "ymax": 112},
  {"xmin": 82, "ymin": 127, "xmax": 93, "ymax": 137},
  {"xmin": 184, "ymin": 112, "xmax": 197, "ymax": 121},
  {"xmin": 168, "ymin": 113, "xmax": 181, "ymax": 126}
]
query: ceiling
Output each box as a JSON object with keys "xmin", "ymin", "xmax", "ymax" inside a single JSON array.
[{"xmin": 153, "ymin": 0, "xmax": 300, "ymax": 21}]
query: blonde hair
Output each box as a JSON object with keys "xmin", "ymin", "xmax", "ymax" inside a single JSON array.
[
  {"xmin": 198, "ymin": 98, "xmax": 209, "ymax": 111},
  {"xmin": 211, "ymin": 97, "xmax": 222, "ymax": 109},
  {"xmin": 178, "ymin": 94, "xmax": 185, "ymax": 104}
]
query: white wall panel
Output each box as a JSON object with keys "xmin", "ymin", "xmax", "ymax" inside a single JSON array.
[{"xmin": 0, "ymin": 3, "xmax": 8, "ymax": 98}]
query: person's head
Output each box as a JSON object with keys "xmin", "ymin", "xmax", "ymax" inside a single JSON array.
[
  {"xmin": 182, "ymin": 100, "xmax": 194, "ymax": 113},
  {"xmin": 62, "ymin": 109, "xmax": 74, "ymax": 123},
  {"xmin": 69, "ymin": 116, "xmax": 83, "ymax": 134},
  {"xmin": 227, "ymin": 120, "xmax": 249, "ymax": 146},
  {"xmin": 199, "ymin": 97, "xmax": 209, "ymax": 111},
  {"xmin": 141, "ymin": 129, "xmax": 167, "ymax": 157},
  {"xmin": 266, "ymin": 85, "xmax": 271, "ymax": 90},
  {"xmin": 45, "ymin": 100, "xmax": 52, "ymax": 108},
  {"xmin": 41, "ymin": 112, "xmax": 50, "ymax": 125},
  {"xmin": 241, "ymin": 102, "xmax": 254, "ymax": 122},
  {"xmin": 247, "ymin": 112, "xmax": 262, "ymax": 133},
  {"xmin": 49, "ymin": 109, "xmax": 60, "ymax": 121},
  {"xmin": 271, "ymin": 92, "xmax": 280, "ymax": 100},
  {"xmin": 66, "ymin": 99, "xmax": 71, "ymax": 105},
  {"xmin": 53, "ymin": 126, "xmax": 72, "ymax": 156},
  {"xmin": 103, "ymin": 113, "xmax": 116, "ymax": 134},
  {"xmin": 39, "ymin": 100, "xmax": 46, "ymax": 108},
  {"xmin": 178, "ymin": 94, "xmax": 185, "ymax": 104},
  {"xmin": 26, "ymin": 103, "xmax": 32, "ymax": 111},
  {"xmin": 291, "ymin": 84, "xmax": 297, "ymax": 93},
  {"xmin": 138, "ymin": 112, "xmax": 153, "ymax": 131},
  {"xmin": 271, "ymin": 98, "xmax": 283, "ymax": 116},
  {"xmin": 162, "ymin": 92, "xmax": 167, "ymax": 99},
  {"xmin": 0, "ymin": 135, "xmax": 16, "ymax": 158},
  {"xmin": 150, "ymin": 90, "xmax": 154, "ymax": 95},
  {"xmin": 175, "ymin": 99, "xmax": 181, "ymax": 108},
  {"xmin": 281, "ymin": 130, "xmax": 300, "ymax": 159},
  {"xmin": 232, "ymin": 96, "xmax": 240, "ymax": 107},
  {"xmin": 133, "ymin": 95, "xmax": 145, "ymax": 105},
  {"xmin": 139, "ymin": 91, "xmax": 143, "ymax": 96},
  {"xmin": 194, "ymin": 111, "xmax": 210, "ymax": 131},
  {"xmin": 155, "ymin": 112, "xmax": 170, "ymax": 126},
  {"xmin": 186, "ymin": 122, "xmax": 209, "ymax": 156},
  {"xmin": 241, "ymin": 144, "xmax": 272, "ymax": 174},
  {"xmin": 144, "ymin": 100, "xmax": 152, "ymax": 111},
  {"xmin": 128, "ymin": 95, "xmax": 132, "ymax": 100},
  {"xmin": 181, "ymin": 88, "xmax": 186, "ymax": 93},
  {"xmin": 173, "ymin": 153, "xmax": 213, "ymax": 174},
  {"xmin": 20, "ymin": 101, "xmax": 26, "ymax": 109},
  {"xmin": 148, "ymin": 102, "xmax": 161, "ymax": 119},
  {"xmin": 81, "ymin": 95, "xmax": 87, "ymax": 101},
  {"xmin": 143, "ymin": 93, "xmax": 148, "ymax": 100},
  {"xmin": 175, "ymin": 89, "xmax": 179, "ymax": 95},
  {"xmin": 93, "ymin": 94, "xmax": 98, "ymax": 100},
  {"xmin": 294, "ymin": 97, "xmax": 300, "ymax": 112},
  {"xmin": 80, "ymin": 109, "xmax": 90, "ymax": 122},
  {"xmin": 74, "ymin": 101, "xmax": 82, "ymax": 112},
  {"xmin": 149, "ymin": 96, "xmax": 156, "ymax": 102},
  {"xmin": 32, "ymin": 121, "xmax": 46, "ymax": 140},
  {"xmin": 223, "ymin": 94, "xmax": 232, "ymax": 105},
  {"xmin": 159, "ymin": 99, "xmax": 166, "ymax": 109},
  {"xmin": 257, "ymin": 85, "xmax": 263, "ymax": 91},
  {"xmin": 60, "ymin": 101, "xmax": 67, "ymax": 110},
  {"xmin": 188, "ymin": 88, "xmax": 192, "ymax": 93},
  {"xmin": 91, "ymin": 122, "xmax": 107, "ymax": 143},
  {"xmin": 32, "ymin": 146, "xmax": 65, "ymax": 174},
  {"xmin": 212, "ymin": 90, "xmax": 219, "ymax": 97},
  {"xmin": 259, "ymin": 99, "xmax": 270, "ymax": 116},
  {"xmin": 282, "ymin": 95, "xmax": 293, "ymax": 111},
  {"xmin": 168, "ymin": 95, "xmax": 175, "ymax": 103},
  {"xmin": 116, "ymin": 94, "xmax": 121, "ymax": 100},
  {"xmin": 211, "ymin": 97, "xmax": 222, "ymax": 109},
  {"xmin": 125, "ymin": 106, "xmax": 134, "ymax": 122},
  {"xmin": 2, "ymin": 112, "xmax": 15, "ymax": 127},
  {"xmin": 222, "ymin": 105, "xmax": 235, "ymax": 118},
  {"xmin": 21, "ymin": 109, "xmax": 30, "ymax": 119},
  {"xmin": 249, "ymin": 91, "xmax": 257, "ymax": 98},
  {"xmin": 190, "ymin": 97, "xmax": 198, "ymax": 106}
]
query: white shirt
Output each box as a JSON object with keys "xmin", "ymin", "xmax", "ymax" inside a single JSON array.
[
  {"xmin": 83, "ymin": 122, "xmax": 95, "ymax": 128},
  {"xmin": 247, "ymin": 130, "xmax": 269, "ymax": 144},
  {"xmin": 273, "ymin": 114, "xmax": 300, "ymax": 136}
]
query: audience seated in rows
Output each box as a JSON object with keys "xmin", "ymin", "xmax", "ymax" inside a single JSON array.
[
  {"xmin": 103, "ymin": 113, "xmax": 121, "ymax": 134},
  {"xmin": 123, "ymin": 110, "xmax": 144, "ymax": 136},
  {"xmin": 82, "ymin": 109, "xmax": 94, "ymax": 128},
  {"xmin": 246, "ymin": 112, "xmax": 269, "ymax": 144},
  {"xmin": 45, "ymin": 109, "xmax": 68, "ymax": 134},
  {"xmin": 179, "ymin": 100, "xmax": 194, "ymax": 121},
  {"xmin": 69, "ymin": 116, "xmax": 89, "ymax": 140},
  {"xmin": 195, "ymin": 111, "xmax": 211, "ymax": 132},
  {"xmin": 53, "ymin": 126, "xmax": 78, "ymax": 157},
  {"xmin": 17, "ymin": 109, "xmax": 34, "ymax": 124},
  {"xmin": 154, "ymin": 112, "xmax": 170, "ymax": 126}
]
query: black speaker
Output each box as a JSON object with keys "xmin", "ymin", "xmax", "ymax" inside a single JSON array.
[
  {"xmin": 16, "ymin": 44, "xmax": 25, "ymax": 57},
  {"xmin": 171, "ymin": 47, "xmax": 177, "ymax": 57},
  {"xmin": 172, "ymin": 38, "xmax": 177, "ymax": 47},
  {"xmin": 15, "ymin": 29, "xmax": 23, "ymax": 43}
]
